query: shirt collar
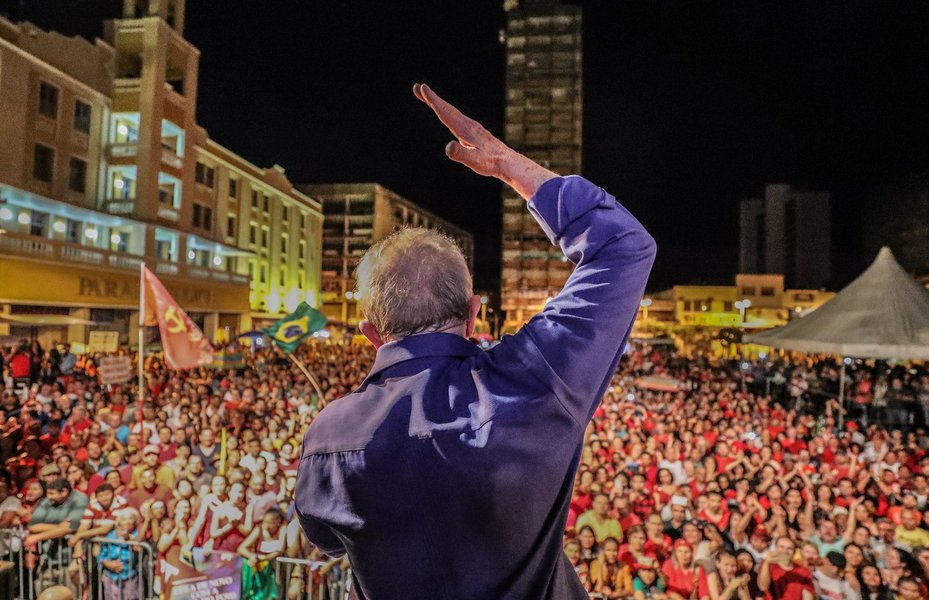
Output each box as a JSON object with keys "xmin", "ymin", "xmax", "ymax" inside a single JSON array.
[{"xmin": 367, "ymin": 332, "xmax": 480, "ymax": 379}]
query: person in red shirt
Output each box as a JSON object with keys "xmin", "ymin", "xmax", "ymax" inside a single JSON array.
[
  {"xmin": 662, "ymin": 539, "xmax": 702, "ymax": 599},
  {"xmin": 758, "ymin": 536, "xmax": 815, "ymax": 600}
]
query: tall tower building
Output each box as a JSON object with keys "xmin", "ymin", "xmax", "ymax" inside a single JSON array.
[
  {"xmin": 739, "ymin": 184, "xmax": 831, "ymax": 289},
  {"xmin": 500, "ymin": 0, "xmax": 582, "ymax": 330}
]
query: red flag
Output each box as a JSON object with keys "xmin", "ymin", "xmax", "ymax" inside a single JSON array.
[{"xmin": 141, "ymin": 266, "xmax": 214, "ymax": 370}]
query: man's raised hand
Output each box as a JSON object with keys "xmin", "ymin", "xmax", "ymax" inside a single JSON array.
[
  {"xmin": 413, "ymin": 83, "xmax": 506, "ymax": 178},
  {"xmin": 414, "ymin": 83, "xmax": 558, "ymax": 200}
]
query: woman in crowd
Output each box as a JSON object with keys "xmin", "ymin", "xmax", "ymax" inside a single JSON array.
[
  {"xmin": 238, "ymin": 507, "xmax": 286, "ymax": 600},
  {"xmin": 589, "ymin": 537, "xmax": 633, "ymax": 599}
]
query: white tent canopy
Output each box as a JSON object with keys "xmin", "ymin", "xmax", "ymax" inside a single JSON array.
[{"xmin": 746, "ymin": 247, "xmax": 929, "ymax": 360}]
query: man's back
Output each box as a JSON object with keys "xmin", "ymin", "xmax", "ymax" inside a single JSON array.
[
  {"xmin": 297, "ymin": 175, "xmax": 655, "ymax": 599},
  {"xmin": 298, "ymin": 86, "xmax": 655, "ymax": 599},
  {"xmin": 300, "ymin": 333, "xmax": 587, "ymax": 598}
]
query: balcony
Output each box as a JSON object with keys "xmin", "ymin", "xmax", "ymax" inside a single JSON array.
[
  {"xmin": 0, "ymin": 231, "xmax": 247, "ymax": 285},
  {"xmin": 161, "ymin": 147, "xmax": 183, "ymax": 170},
  {"xmin": 108, "ymin": 143, "xmax": 138, "ymax": 159},
  {"xmin": 104, "ymin": 199, "xmax": 135, "ymax": 215},
  {"xmin": 156, "ymin": 206, "xmax": 179, "ymax": 222}
]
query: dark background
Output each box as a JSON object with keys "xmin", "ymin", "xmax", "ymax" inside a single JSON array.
[{"xmin": 3, "ymin": 0, "xmax": 929, "ymax": 292}]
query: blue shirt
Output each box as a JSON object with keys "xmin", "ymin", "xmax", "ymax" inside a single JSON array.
[
  {"xmin": 97, "ymin": 530, "xmax": 139, "ymax": 581},
  {"xmin": 295, "ymin": 176, "xmax": 656, "ymax": 599}
]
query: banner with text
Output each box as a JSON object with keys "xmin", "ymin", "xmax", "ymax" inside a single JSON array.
[
  {"xmin": 162, "ymin": 548, "xmax": 241, "ymax": 600},
  {"xmin": 98, "ymin": 355, "xmax": 132, "ymax": 385}
]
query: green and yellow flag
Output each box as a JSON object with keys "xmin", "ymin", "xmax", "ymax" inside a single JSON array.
[{"xmin": 262, "ymin": 302, "xmax": 327, "ymax": 353}]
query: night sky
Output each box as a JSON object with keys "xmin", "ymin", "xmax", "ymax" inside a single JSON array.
[{"xmin": 4, "ymin": 1, "xmax": 929, "ymax": 293}]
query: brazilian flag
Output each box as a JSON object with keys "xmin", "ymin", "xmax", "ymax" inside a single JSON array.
[{"xmin": 262, "ymin": 302, "xmax": 327, "ymax": 353}]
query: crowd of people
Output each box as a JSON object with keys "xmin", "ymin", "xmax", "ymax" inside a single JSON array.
[
  {"xmin": 565, "ymin": 347, "xmax": 929, "ymax": 600},
  {"xmin": 0, "ymin": 338, "xmax": 368, "ymax": 599},
  {"xmin": 2, "ymin": 338, "xmax": 929, "ymax": 599}
]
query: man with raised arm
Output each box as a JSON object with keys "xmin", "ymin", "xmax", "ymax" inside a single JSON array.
[{"xmin": 295, "ymin": 84, "xmax": 657, "ymax": 599}]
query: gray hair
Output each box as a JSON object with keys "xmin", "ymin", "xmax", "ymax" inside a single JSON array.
[{"xmin": 356, "ymin": 228, "xmax": 471, "ymax": 339}]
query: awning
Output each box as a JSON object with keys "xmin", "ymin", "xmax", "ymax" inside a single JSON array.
[{"xmin": 0, "ymin": 314, "xmax": 96, "ymax": 326}]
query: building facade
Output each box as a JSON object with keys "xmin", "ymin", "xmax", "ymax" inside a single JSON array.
[
  {"xmin": 739, "ymin": 184, "xmax": 831, "ymax": 289},
  {"xmin": 0, "ymin": 0, "xmax": 322, "ymax": 347},
  {"xmin": 500, "ymin": 0, "xmax": 582, "ymax": 329},
  {"xmin": 298, "ymin": 183, "xmax": 474, "ymax": 327},
  {"xmin": 668, "ymin": 274, "xmax": 835, "ymax": 329}
]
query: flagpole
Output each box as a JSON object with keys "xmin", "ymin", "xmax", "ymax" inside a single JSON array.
[
  {"xmin": 286, "ymin": 352, "xmax": 325, "ymax": 405},
  {"xmin": 138, "ymin": 262, "xmax": 145, "ymax": 442}
]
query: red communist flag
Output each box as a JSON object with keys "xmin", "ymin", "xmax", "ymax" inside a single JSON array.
[{"xmin": 141, "ymin": 266, "xmax": 214, "ymax": 370}]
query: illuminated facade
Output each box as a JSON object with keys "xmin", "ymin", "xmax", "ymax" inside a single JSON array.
[
  {"xmin": 0, "ymin": 0, "xmax": 321, "ymax": 346},
  {"xmin": 297, "ymin": 183, "xmax": 474, "ymax": 327},
  {"xmin": 500, "ymin": 0, "xmax": 582, "ymax": 329},
  {"xmin": 667, "ymin": 274, "xmax": 835, "ymax": 329}
]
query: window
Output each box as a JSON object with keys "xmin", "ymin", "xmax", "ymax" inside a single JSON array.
[
  {"xmin": 301, "ymin": 214, "xmax": 307, "ymax": 230},
  {"xmin": 281, "ymin": 236, "xmax": 287, "ymax": 254},
  {"xmin": 156, "ymin": 239, "xmax": 173, "ymax": 260},
  {"xmin": 73, "ymin": 100, "xmax": 91, "ymax": 133},
  {"xmin": 279, "ymin": 268, "xmax": 286, "ymax": 286},
  {"xmin": 38, "ymin": 82, "xmax": 59, "ymax": 118},
  {"xmin": 262, "ymin": 195, "xmax": 270, "ymax": 212},
  {"xmin": 192, "ymin": 204, "xmax": 203, "ymax": 228},
  {"xmin": 30, "ymin": 211, "xmax": 48, "ymax": 237},
  {"xmin": 283, "ymin": 206, "xmax": 289, "ymax": 222},
  {"xmin": 251, "ymin": 190, "xmax": 259, "ymax": 208},
  {"xmin": 227, "ymin": 215, "xmax": 236, "ymax": 238},
  {"xmin": 195, "ymin": 162, "xmax": 215, "ymax": 187},
  {"xmin": 299, "ymin": 240, "xmax": 305, "ymax": 260},
  {"xmin": 204, "ymin": 207, "xmax": 213, "ymax": 230},
  {"xmin": 261, "ymin": 228, "xmax": 269, "ymax": 248},
  {"xmin": 761, "ymin": 286, "xmax": 775, "ymax": 297},
  {"xmin": 723, "ymin": 301, "xmax": 733, "ymax": 312},
  {"xmin": 33, "ymin": 144, "xmax": 54, "ymax": 182},
  {"xmin": 259, "ymin": 265, "xmax": 266, "ymax": 284},
  {"xmin": 229, "ymin": 178, "xmax": 238, "ymax": 198},
  {"xmin": 68, "ymin": 158, "xmax": 87, "ymax": 193},
  {"xmin": 65, "ymin": 219, "xmax": 81, "ymax": 244},
  {"xmin": 249, "ymin": 224, "xmax": 257, "ymax": 245}
]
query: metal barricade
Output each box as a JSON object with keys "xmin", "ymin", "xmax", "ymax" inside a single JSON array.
[
  {"xmin": 0, "ymin": 527, "xmax": 82, "ymax": 600},
  {"xmin": 1, "ymin": 527, "xmax": 353, "ymax": 600},
  {"xmin": 85, "ymin": 535, "xmax": 157, "ymax": 600},
  {"xmin": 275, "ymin": 556, "xmax": 353, "ymax": 600}
]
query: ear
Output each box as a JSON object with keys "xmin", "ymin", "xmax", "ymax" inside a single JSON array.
[
  {"xmin": 465, "ymin": 294, "xmax": 482, "ymax": 339},
  {"xmin": 359, "ymin": 321, "xmax": 385, "ymax": 349}
]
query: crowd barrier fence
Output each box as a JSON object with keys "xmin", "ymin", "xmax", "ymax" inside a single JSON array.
[{"xmin": 0, "ymin": 528, "xmax": 352, "ymax": 600}]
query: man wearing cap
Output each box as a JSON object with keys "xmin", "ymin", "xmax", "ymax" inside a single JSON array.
[
  {"xmin": 38, "ymin": 463, "xmax": 61, "ymax": 486},
  {"xmin": 131, "ymin": 444, "xmax": 175, "ymax": 489},
  {"xmin": 813, "ymin": 552, "xmax": 856, "ymax": 600}
]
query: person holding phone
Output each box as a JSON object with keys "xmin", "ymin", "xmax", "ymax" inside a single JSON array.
[{"xmin": 758, "ymin": 536, "xmax": 814, "ymax": 600}]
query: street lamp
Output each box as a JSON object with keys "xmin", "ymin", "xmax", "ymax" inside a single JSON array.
[
  {"xmin": 480, "ymin": 295, "xmax": 488, "ymax": 322},
  {"xmin": 734, "ymin": 298, "xmax": 751, "ymax": 325},
  {"xmin": 639, "ymin": 298, "xmax": 652, "ymax": 331}
]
